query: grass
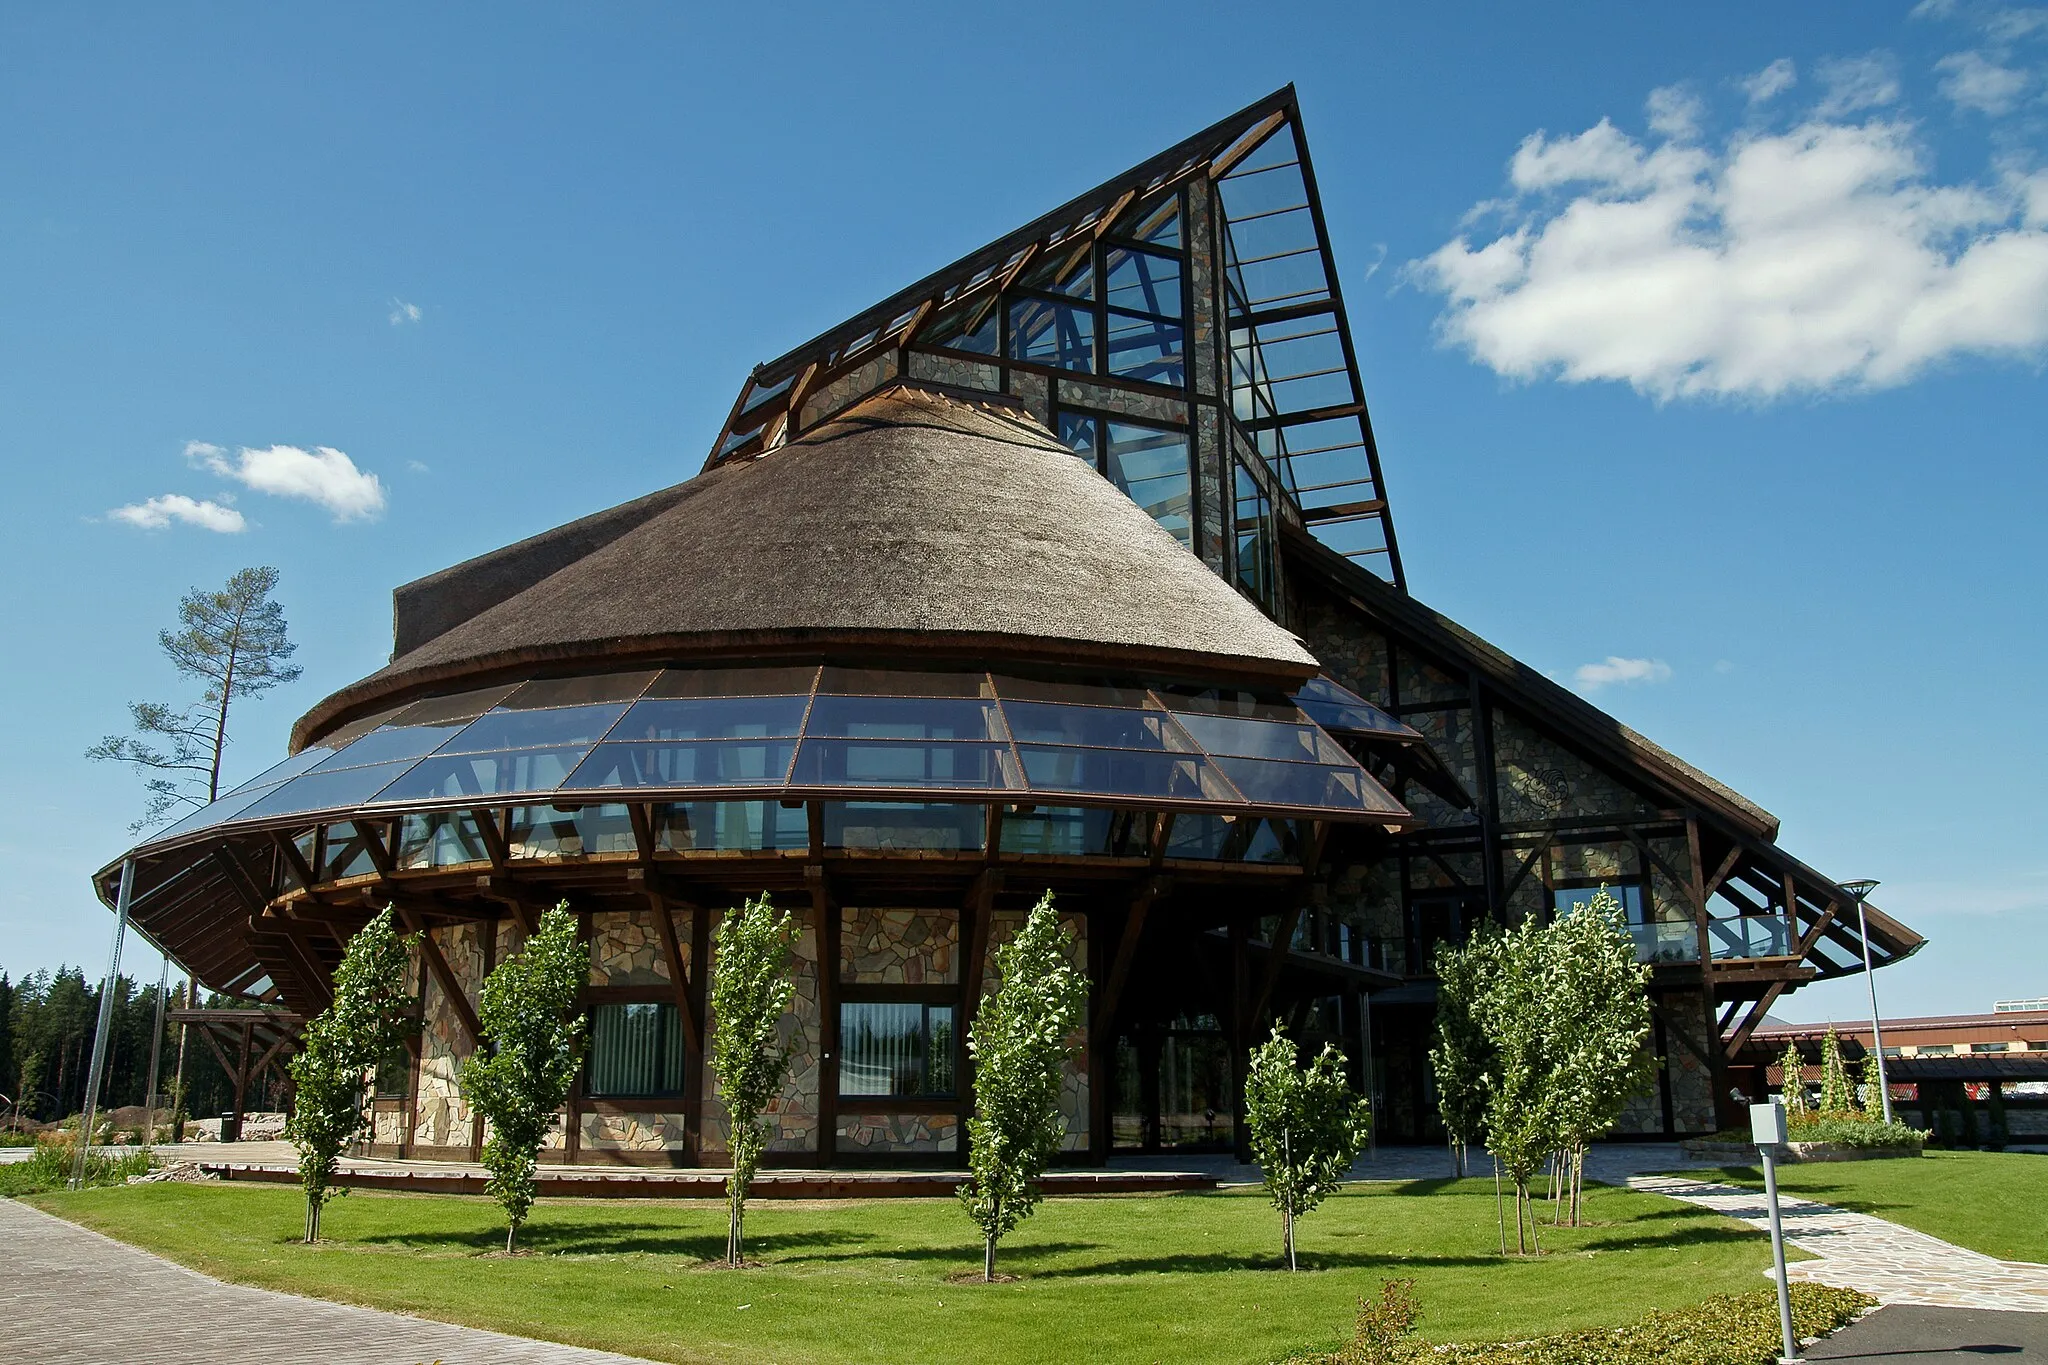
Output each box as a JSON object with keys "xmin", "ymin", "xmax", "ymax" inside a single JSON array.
[
  {"xmin": 1693, "ymin": 1148, "xmax": 2048, "ymax": 1264},
  {"xmin": 25, "ymin": 1177, "xmax": 1789, "ymax": 1365}
]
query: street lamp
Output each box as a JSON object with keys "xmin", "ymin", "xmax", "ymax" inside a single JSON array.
[{"xmin": 1841, "ymin": 879, "xmax": 1892, "ymax": 1124}]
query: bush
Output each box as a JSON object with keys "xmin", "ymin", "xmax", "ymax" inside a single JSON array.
[
  {"xmin": 1789, "ymin": 1115, "xmax": 1925, "ymax": 1150},
  {"xmin": 1343, "ymin": 1279, "xmax": 1421, "ymax": 1364},
  {"xmin": 0, "ymin": 1130, "xmax": 39, "ymax": 1148},
  {"xmin": 0, "ymin": 1138, "xmax": 154, "ymax": 1196},
  {"xmin": 1280, "ymin": 1283, "xmax": 1872, "ymax": 1365}
]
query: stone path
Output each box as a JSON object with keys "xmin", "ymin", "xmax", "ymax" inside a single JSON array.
[
  {"xmin": 0, "ymin": 1197, "xmax": 657, "ymax": 1365},
  {"xmin": 1627, "ymin": 1173, "xmax": 2048, "ymax": 1313}
]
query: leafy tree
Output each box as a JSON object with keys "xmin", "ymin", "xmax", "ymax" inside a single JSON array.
[
  {"xmin": 1857, "ymin": 1053, "xmax": 1884, "ymax": 1114},
  {"xmin": 460, "ymin": 905, "xmax": 586, "ymax": 1253},
  {"xmin": 1542, "ymin": 888, "xmax": 1654, "ymax": 1226},
  {"xmin": 1816, "ymin": 1027, "xmax": 1855, "ymax": 1116},
  {"xmin": 284, "ymin": 909, "xmax": 416, "ymax": 1242},
  {"xmin": 1429, "ymin": 929, "xmax": 1497, "ymax": 1177},
  {"xmin": 958, "ymin": 892, "xmax": 1088, "ymax": 1282},
  {"xmin": 1779, "ymin": 1041, "xmax": 1809, "ymax": 1117},
  {"xmin": 1470, "ymin": 914, "xmax": 1558, "ymax": 1254},
  {"xmin": 709, "ymin": 893, "xmax": 798, "ymax": 1267},
  {"xmin": 88, "ymin": 566, "xmax": 302, "ymax": 831},
  {"xmin": 1244, "ymin": 1025, "xmax": 1372, "ymax": 1270}
]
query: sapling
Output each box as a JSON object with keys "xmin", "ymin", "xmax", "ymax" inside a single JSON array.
[{"xmin": 1243, "ymin": 1025, "xmax": 1371, "ymax": 1270}]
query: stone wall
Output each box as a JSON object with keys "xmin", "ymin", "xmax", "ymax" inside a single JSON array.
[
  {"xmin": 1493, "ymin": 709, "xmax": 1656, "ymax": 825},
  {"xmin": 841, "ymin": 907, "xmax": 957, "ymax": 985},
  {"xmin": 412, "ymin": 922, "xmax": 485, "ymax": 1150},
  {"xmin": 800, "ymin": 352, "xmax": 898, "ymax": 429},
  {"xmin": 907, "ymin": 351, "xmax": 1000, "ymax": 392},
  {"xmin": 836, "ymin": 1111, "xmax": 958, "ymax": 1156},
  {"xmin": 983, "ymin": 907, "xmax": 1091, "ymax": 1151},
  {"xmin": 588, "ymin": 908, "xmax": 688, "ymax": 986},
  {"xmin": 698, "ymin": 899, "xmax": 822, "ymax": 1158}
]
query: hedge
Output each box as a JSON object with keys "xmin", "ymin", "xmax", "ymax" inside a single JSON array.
[{"xmin": 1284, "ymin": 1282, "xmax": 1875, "ymax": 1365}]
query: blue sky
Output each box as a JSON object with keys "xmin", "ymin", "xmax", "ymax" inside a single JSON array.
[{"xmin": 3, "ymin": 2, "xmax": 2043, "ymax": 1025}]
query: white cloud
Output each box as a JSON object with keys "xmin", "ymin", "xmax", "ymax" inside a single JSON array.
[
  {"xmin": 107, "ymin": 494, "xmax": 246, "ymax": 533},
  {"xmin": 1574, "ymin": 657, "xmax": 1673, "ymax": 689},
  {"xmin": 1742, "ymin": 59, "xmax": 1799, "ymax": 105},
  {"xmin": 406, "ymin": 459, "xmax": 431, "ymax": 474},
  {"xmin": 1647, "ymin": 83, "xmax": 1705, "ymax": 139},
  {"xmin": 389, "ymin": 298, "xmax": 423, "ymax": 325},
  {"xmin": 1713, "ymin": 659, "xmax": 1736, "ymax": 674},
  {"xmin": 187, "ymin": 440, "xmax": 386, "ymax": 521},
  {"xmin": 1814, "ymin": 53, "xmax": 1902, "ymax": 116},
  {"xmin": 1937, "ymin": 50, "xmax": 2031, "ymax": 113},
  {"xmin": 1412, "ymin": 84, "xmax": 2048, "ymax": 400}
]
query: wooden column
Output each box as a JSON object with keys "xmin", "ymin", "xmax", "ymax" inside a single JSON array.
[
  {"xmin": 1230, "ymin": 919, "xmax": 1251, "ymax": 1163},
  {"xmin": 1686, "ymin": 815, "xmax": 1735, "ymax": 1131},
  {"xmin": 809, "ymin": 867, "xmax": 838, "ymax": 1164}
]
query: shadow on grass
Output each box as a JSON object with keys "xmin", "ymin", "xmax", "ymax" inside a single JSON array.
[
  {"xmin": 1575, "ymin": 1225, "xmax": 1769, "ymax": 1254},
  {"xmin": 1023, "ymin": 1248, "xmax": 1509, "ymax": 1278},
  {"xmin": 794, "ymin": 1240, "xmax": 1104, "ymax": 1267},
  {"xmin": 355, "ymin": 1221, "xmax": 878, "ymax": 1259}
]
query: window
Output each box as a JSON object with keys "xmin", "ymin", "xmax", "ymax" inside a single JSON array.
[
  {"xmin": 1550, "ymin": 883, "xmax": 1697, "ymax": 963},
  {"xmin": 1009, "ymin": 296, "xmax": 1095, "ymax": 372},
  {"xmin": 839, "ymin": 1002, "xmax": 955, "ymax": 1098},
  {"xmin": 1234, "ymin": 461, "xmax": 1275, "ymax": 607},
  {"xmin": 373, "ymin": 1045, "xmax": 412, "ymax": 1099},
  {"xmin": 587, "ymin": 1002, "xmax": 686, "ymax": 1098},
  {"xmin": 1106, "ymin": 421, "xmax": 1193, "ymax": 549}
]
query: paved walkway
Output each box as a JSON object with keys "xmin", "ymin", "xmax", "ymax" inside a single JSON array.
[
  {"xmin": 0, "ymin": 1197, "xmax": 657, "ymax": 1365},
  {"xmin": 1805, "ymin": 1305, "xmax": 2048, "ymax": 1360},
  {"xmin": 1627, "ymin": 1173, "xmax": 2048, "ymax": 1313}
]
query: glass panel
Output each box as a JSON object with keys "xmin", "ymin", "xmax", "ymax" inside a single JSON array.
[
  {"xmin": 145, "ymin": 779, "xmax": 291, "ymax": 843},
  {"xmin": 1057, "ymin": 412, "xmax": 1098, "ymax": 462},
  {"xmin": 612, "ymin": 695, "xmax": 808, "ymax": 742},
  {"xmin": 387, "ymin": 685, "xmax": 519, "ymax": 728},
  {"xmin": 500, "ymin": 673, "xmax": 659, "ymax": 710},
  {"xmin": 1016, "ymin": 242, "xmax": 1093, "ymax": 298},
  {"xmin": 990, "ymin": 675, "xmax": 1157, "ymax": 709},
  {"xmin": 790, "ymin": 739, "xmax": 1016, "ymax": 790},
  {"xmin": 736, "ymin": 372, "xmax": 793, "ymax": 416},
  {"xmin": 839, "ymin": 1002, "xmax": 954, "ymax": 1098},
  {"xmin": 655, "ymin": 800, "xmax": 807, "ymax": 852},
  {"xmin": 319, "ymin": 822, "xmax": 382, "ymax": 881},
  {"xmin": 1018, "ymin": 745, "xmax": 1229, "ymax": 802},
  {"xmin": 1210, "ymin": 756, "xmax": 1391, "ymax": 813},
  {"xmin": 1001, "ymin": 805, "xmax": 1146, "ymax": 856},
  {"xmin": 1159, "ymin": 1030, "xmax": 1234, "ymax": 1147},
  {"xmin": 235, "ymin": 760, "xmax": 422, "ymax": 821},
  {"xmin": 564, "ymin": 740, "xmax": 796, "ymax": 790},
  {"xmin": 1706, "ymin": 915, "xmax": 1794, "ymax": 959},
  {"xmin": 646, "ymin": 665, "xmax": 819, "ymax": 698},
  {"xmin": 308, "ymin": 721, "xmax": 468, "ymax": 773},
  {"xmin": 370, "ymin": 746, "xmax": 592, "ymax": 803},
  {"xmin": 1009, "ymin": 297, "xmax": 1095, "ymax": 373},
  {"xmin": 803, "ymin": 695, "xmax": 999, "ymax": 740},
  {"xmin": 1552, "ymin": 885, "xmax": 1697, "ymax": 963},
  {"xmin": 825, "ymin": 802, "xmax": 985, "ymax": 852},
  {"xmin": 1292, "ymin": 678, "xmax": 1415, "ymax": 738},
  {"xmin": 1105, "ymin": 422, "xmax": 1192, "ymax": 548},
  {"xmin": 816, "ymin": 667, "xmax": 987, "ymax": 697},
  {"xmin": 588, "ymin": 1002, "xmax": 684, "ymax": 1098},
  {"xmin": 220, "ymin": 746, "xmax": 340, "ymax": 797},
  {"xmin": 1167, "ymin": 814, "xmax": 1296, "ymax": 863},
  {"xmin": 508, "ymin": 803, "xmax": 636, "ymax": 858},
  {"xmin": 1114, "ymin": 193, "xmax": 1181, "ymax": 248},
  {"xmin": 434, "ymin": 703, "xmax": 628, "ymax": 755},
  {"xmin": 920, "ymin": 294, "xmax": 999, "ymax": 354},
  {"xmin": 1173, "ymin": 713, "xmax": 1347, "ymax": 764},
  {"xmin": 1105, "ymin": 312, "xmax": 1185, "ymax": 387},
  {"xmin": 1234, "ymin": 462, "xmax": 1273, "ymax": 606},
  {"xmin": 395, "ymin": 810, "xmax": 489, "ymax": 870},
  {"xmin": 1105, "ymin": 247, "xmax": 1182, "ymax": 320},
  {"xmin": 999, "ymin": 700, "xmax": 1188, "ymax": 751}
]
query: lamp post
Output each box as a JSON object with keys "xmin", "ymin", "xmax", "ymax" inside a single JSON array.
[{"xmin": 1841, "ymin": 879, "xmax": 1892, "ymax": 1124}]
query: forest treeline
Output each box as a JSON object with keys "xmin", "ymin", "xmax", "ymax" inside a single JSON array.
[{"xmin": 1, "ymin": 966, "xmax": 278, "ymax": 1126}]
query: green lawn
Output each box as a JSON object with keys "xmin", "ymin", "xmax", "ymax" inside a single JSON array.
[
  {"xmin": 1695, "ymin": 1148, "xmax": 2048, "ymax": 1264},
  {"xmin": 27, "ymin": 1178, "xmax": 1785, "ymax": 1365}
]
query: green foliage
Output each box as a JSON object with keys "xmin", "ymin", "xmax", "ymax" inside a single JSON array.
[
  {"xmin": 1342, "ymin": 1278, "xmax": 1421, "ymax": 1365},
  {"xmin": 1466, "ymin": 913, "xmax": 1554, "ymax": 1251},
  {"xmin": 1429, "ymin": 933, "xmax": 1494, "ymax": 1170},
  {"xmin": 709, "ymin": 892, "xmax": 799, "ymax": 1267},
  {"xmin": 460, "ymin": 905, "xmax": 586, "ymax": 1252},
  {"xmin": 959, "ymin": 892, "xmax": 1088, "ymax": 1281},
  {"xmin": 86, "ymin": 565, "xmax": 302, "ymax": 830},
  {"xmin": 1778, "ymin": 1041, "xmax": 1808, "ymax": 1116},
  {"xmin": 1244, "ymin": 1026, "xmax": 1371, "ymax": 1269},
  {"xmin": 1283, "ymin": 1284, "xmax": 1872, "ymax": 1365},
  {"xmin": 1787, "ymin": 1114, "xmax": 1926, "ymax": 1149},
  {"xmin": 285, "ymin": 908, "xmax": 416, "ymax": 1241},
  {"xmin": 0, "ymin": 1137, "xmax": 152, "ymax": 1195},
  {"xmin": 1856, "ymin": 1054, "xmax": 1883, "ymax": 1113},
  {"xmin": 1816, "ymin": 1028, "xmax": 1856, "ymax": 1115},
  {"xmin": 1543, "ymin": 889, "xmax": 1655, "ymax": 1225}
]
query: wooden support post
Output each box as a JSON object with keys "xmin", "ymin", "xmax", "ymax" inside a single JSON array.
[
  {"xmin": 1230, "ymin": 919, "xmax": 1251, "ymax": 1163},
  {"xmin": 396, "ymin": 905, "xmax": 482, "ymax": 1048},
  {"xmin": 1250, "ymin": 901, "xmax": 1304, "ymax": 1033},
  {"xmin": 1685, "ymin": 816, "xmax": 1735, "ymax": 1130},
  {"xmin": 808, "ymin": 867, "xmax": 839, "ymax": 1164}
]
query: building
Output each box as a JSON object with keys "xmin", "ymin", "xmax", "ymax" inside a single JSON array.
[{"xmin": 93, "ymin": 87, "xmax": 1926, "ymax": 1166}]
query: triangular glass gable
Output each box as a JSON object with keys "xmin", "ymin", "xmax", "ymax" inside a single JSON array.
[{"xmin": 704, "ymin": 87, "xmax": 1406, "ymax": 592}]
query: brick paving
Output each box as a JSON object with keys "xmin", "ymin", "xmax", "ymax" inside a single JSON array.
[
  {"xmin": 1627, "ymin": 1173, "xmax": 2048, "ymax": 1313},
  {"xmin": 0, "ymin": 1197, "xmax": 657, "ymax": 1365}
]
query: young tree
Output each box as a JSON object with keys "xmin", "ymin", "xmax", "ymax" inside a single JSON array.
[
  {"xmin": 460, "ymin": 905, "xmax": 586, "ymax": 1253},
  {"xmin": 1542, "ymin": 888, "xmax": 1654, "ymax": 1226},
  {"xmin": 958, "ymin": 892, "xmax": 1088, "ymax": 1282},
  {"xmin": 709, "ymin": 893, "xmax": 798, "ymax": 1267},
  {"xmin": 1244, "ymin": 1026, "xmax": 1372, "ymax": 1270},
  {"xmin": 1857, "ymin": 1053, "xmax": 1884, "ymax": 1115},
  {"xmin": 1816, "ymin": 1027, "xmax": 1855, "ymax": 1116},
  {"xmin": 284, "ymin": 909, "xmax": 416, "ymax": 1242},
  {"xmin": 1779, "ymin": 1041, "xmax": 1809, "ymax": 1118},
  {"xmin": 87, "ymin": 566, "xmax": 302, "ymax": 831},
  {"xmin": 1471, "ymin": 914, "xmax": 1558, "ymax": 1254},
  {"xmin": 1429, "ymin": 930, "xmax": 1497, "ymax": 1178}
]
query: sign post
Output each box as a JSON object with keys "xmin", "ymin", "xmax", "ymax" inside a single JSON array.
[{"xmin": 1752, "ymin": 1100, "xmax": 1798, "ymax": 1361}]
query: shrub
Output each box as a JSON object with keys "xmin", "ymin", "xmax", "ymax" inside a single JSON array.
[
  {"xmin": 0, "ymin": 1137, "xmax": 152, "ymax": 1196},
  {"xmin": 1278, "ymin": 1283, "xmax": 1872, "ymax": 1365},
  {"xmin": 1343, "ymin": 1279, "xmax": 1421, "ymax": 1365},
  {"xmin": 1788, "ymin": 1115, "xmax": 1926, "ymax": 1150}
]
